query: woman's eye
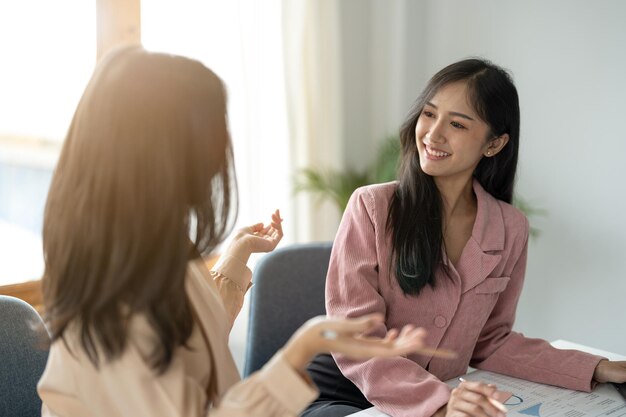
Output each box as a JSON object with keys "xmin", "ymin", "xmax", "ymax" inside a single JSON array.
[
  {"xmin": 451, "ymin": 121, "xmax": 466, "ymax": 129},
  {"xmin": 423, "ymin": 111, "xmax": 435, "ymax": 118}
]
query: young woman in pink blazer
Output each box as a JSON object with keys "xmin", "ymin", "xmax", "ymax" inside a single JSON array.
[
  {"xmin": 36, "ymin": 46, "xmax": 435, "ymax": 417},
  {"xmin": 302, "ymin": 58, "xmax": 626, "ymax": 417}
]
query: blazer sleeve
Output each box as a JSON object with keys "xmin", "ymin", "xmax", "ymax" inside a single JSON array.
[
  {"xmin": 470, "ymin": 219, "xmax": 605, "ymax": 392},
  {"xmin": 38, "ymin": 341, "xmax": 317, "ymax": 417},
  {"xmin": 327, "ymin": 188, "xmax": 451, "ymax": 417},
  {"xmin": 209, "ymin": 254, "xmax": 252, "ymax": 330}
]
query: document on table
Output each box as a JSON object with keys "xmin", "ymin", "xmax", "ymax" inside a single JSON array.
[
  {"xmin": 348, "ymin": 371, "xmax": 626, "ymax": 417},
  {"xmin": 347, "ymin": 341, "xmax": 626, "ymax": 417},
  {"xmin": 447, "ymin": 370, "xmax": 626, "ymax": 417}
]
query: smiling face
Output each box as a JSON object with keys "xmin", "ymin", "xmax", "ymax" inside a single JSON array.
[{"xmin": 415, "ymin": 81, "xmax": 508, "ymax": 185}]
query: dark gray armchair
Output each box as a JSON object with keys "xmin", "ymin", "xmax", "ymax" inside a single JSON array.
[
  {"xmin": 243, "ymin": 242, "xmax": 332, "ymax": 377},
  {"xmin": 0, "ymin": 295, "xmax": 50, "ymax": 417}
]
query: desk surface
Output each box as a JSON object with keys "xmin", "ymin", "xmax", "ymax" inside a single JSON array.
[{"xmin": 347, "ymin": 340, "xmax": 626, "ymax": 417}]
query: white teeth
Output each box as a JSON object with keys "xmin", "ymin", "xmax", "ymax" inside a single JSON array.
[{"xmin": 427, "ymin": 146, "xmax": 450, "ymax": 157}]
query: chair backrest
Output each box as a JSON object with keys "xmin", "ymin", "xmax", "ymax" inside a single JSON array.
[
  {"xmin": 243, "ymin": 242, "xmax": 332, "ymax": 377},
  {"xmin": 0, "ymin": 295, "xmax": 50, "ymax": 417}
]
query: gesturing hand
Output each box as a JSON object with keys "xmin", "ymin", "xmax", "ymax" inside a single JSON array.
[
  {"xmin": 231, "ymin": 209, "xmax": 284, "ymax": 257},
  {"xmin": 282, "ymin": 314, "xmax": 443, "ymax": 375},
  {"xmin": 307, "ymin": 314, "xmax": 428, "ymax": 359}
]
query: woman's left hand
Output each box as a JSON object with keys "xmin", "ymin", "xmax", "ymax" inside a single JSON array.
[
  {"xmin": 231, "ymin": 209, "xmax": 284, "ymax": 257},
  {"xmin": 593, "ymin": 360, "xmax": 626, "ymax": 383}
]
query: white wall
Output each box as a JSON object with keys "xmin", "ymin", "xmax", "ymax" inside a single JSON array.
[{"xmin": 338, "ymin": 0, "xmax": 626, "ymax": 354}]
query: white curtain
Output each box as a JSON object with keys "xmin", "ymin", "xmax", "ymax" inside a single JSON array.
[
  {"xmin": 282, "ymin": 0, "xmax": 423, "ymax": 242},
  {"xmin": 282, "ymin": 0, "xmax": 344, "ymax": 242},
  {"xmin": 143, "ymin": 0, "xmax": 294, "ymax": 246}
]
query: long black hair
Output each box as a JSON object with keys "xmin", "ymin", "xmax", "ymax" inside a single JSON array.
[{"xmin": 387, "ymin": 58, "xmax": 520, "ymax": 295}]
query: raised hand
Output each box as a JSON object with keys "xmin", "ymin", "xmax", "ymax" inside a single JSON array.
[
  {"xmin": 229, "ymin": 210, "xmax": 284, "ymax": 260},
  {"xmin": 240, "ymin": 209, "xmax": 283, "ymax": 253},
  {"xmin": 281, "ymin": 314, "xmax": 450, "ymax": 376}
]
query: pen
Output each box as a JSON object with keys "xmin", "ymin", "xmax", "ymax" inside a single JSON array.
[{"xmin": 459, "ymin": 377, "xmax": 508, "ymax": 413}]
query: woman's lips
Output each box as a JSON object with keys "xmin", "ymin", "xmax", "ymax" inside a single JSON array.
[{"xmin": 425, "ymin": 145, "xmax": 450, "ymax": 160}]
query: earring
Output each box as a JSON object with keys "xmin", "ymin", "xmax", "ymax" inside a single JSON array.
[{"xmin": 486, "ymin": 151, "xmax": 492, "ymax": 156}]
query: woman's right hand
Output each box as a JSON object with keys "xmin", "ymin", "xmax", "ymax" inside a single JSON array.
[
  {"xmin": 281, "ymin": 313, "xmax": 428, "ymax": 375},
  {"xmin": 446, "ymin": 380, "xmax": 507, "ymax": 417}
]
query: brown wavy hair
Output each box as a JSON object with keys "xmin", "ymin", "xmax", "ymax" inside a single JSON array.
[{"xmin": 42, "ymin": 45, "xmax": 237, "ymax": 372}]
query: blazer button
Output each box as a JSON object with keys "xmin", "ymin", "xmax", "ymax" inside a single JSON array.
[{"xmin": 434, "ymin": 315, "xmax": 447, "ymax": 328}]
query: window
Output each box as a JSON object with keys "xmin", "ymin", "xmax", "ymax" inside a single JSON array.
[
  {"xmin": 0, "ymin": 0, "xmax": 290, "ymax": 292},
  {"xmin": 0, "ymin": 1, "xmax": 96, "ymax": 285}
]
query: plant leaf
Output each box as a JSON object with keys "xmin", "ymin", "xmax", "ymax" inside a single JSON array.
[
  {"xmin": 294, "ymin": 167, "xmax": 370, "ymax": 211},
  {"xmin": 372, "ymin": 135, "xmax": 401, "ymax": 183}
]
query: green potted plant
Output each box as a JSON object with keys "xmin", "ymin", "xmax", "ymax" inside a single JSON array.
[{"xmin": 294, "ymin": 135, "xmax": 400, "ymax": 212}]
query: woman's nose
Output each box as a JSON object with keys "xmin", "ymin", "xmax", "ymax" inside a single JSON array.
[{"xmin": 428, "ymin": 122, "xmax": 445, "ymax": 143}]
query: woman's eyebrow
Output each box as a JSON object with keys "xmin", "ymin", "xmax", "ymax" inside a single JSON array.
[{"xmin": 425, "ymin": 102, "xmax": 475, "ymax": 121}]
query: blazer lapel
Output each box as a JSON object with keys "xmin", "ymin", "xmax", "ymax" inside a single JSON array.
[{"xmin": 459, "ymin": 180, "xmax": 505, "ymax": 293}]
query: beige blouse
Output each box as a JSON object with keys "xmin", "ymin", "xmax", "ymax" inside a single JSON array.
[{"xmin": 37, "ymin": 255, "xmax": 318, "ymax": 417}]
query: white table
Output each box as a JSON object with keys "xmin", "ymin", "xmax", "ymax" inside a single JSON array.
[{"xmin": 347, "ymin": 340, "xmax": 626, "ymax": 417}]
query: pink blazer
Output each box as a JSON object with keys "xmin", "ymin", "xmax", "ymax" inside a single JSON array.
[{"xmin": 327, "ymin": 181, "xmax": 604, "ymax": 417}]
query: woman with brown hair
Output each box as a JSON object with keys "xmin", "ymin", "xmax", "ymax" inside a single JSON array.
[{"xmin": 36, "ymin": 45, "xmax": 435, "ymax": 417}]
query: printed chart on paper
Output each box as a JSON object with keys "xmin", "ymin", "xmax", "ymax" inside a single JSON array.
[{"xmin": 447, "ymin": 370, "xmax": 626, "ymax": 417}]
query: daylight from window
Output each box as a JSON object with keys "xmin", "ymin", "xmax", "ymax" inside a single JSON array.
[{"xmin": 0, "ymin": 1, "xmax": 96, "ymax": 284}]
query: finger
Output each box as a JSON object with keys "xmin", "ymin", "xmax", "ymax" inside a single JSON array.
[
  {"xmin": 459, "ymin": 380, "xmax": 497, "ymax": 397},
  {"xmin": 392, "ymin": 332, "xmax": 430, "ymax": 355},
  {"xmin": 397, "ymin": 324, "xmax": 416, "ymax": 339},
  {"xmin": 409, "ymin": 326, "xmax": 427, "ymax": 339},
  {"xmin": 452, "ymin": 398, "xmax": 497, "ymax": 417},
  {"xmin": 342, "ymin": 335, "xmax": 395, "ymax": 348},
  {"xmin": 327, "ymin": 337, "xmax": 403, "ymax": 359},
  {"xmin": 248, "ymin": 223, "xmax": 264, "ymax": 232},
  {"xmin": 399, "ymin": 327, "xmax": 428, "ymax": 345},
  {"xmin": 266, "ymin": 228, "xmax": 280, "ymax": 242},
  {"xmin": 383, "ymin": 328, "xmax": 399, "ymax": 343},
  {"xmin": 270, "ymin": 225, "xmax": 282, "ymax": 237},
  {"xmin": 392, "ymin": 326, "xmax": 426, "ymax": 346},
  {"xmin": 457, "ymin": 389, "xmax": 504, "ymax": 417},
  {"xmin": 334, "ymin": 327, "xmax": 427, "ymax": 357},
  {"xmin": 354, "ymin": 327, "xmax": 415, "ymax": 346},
  {"xmin": 331, "ymin": 334, "xmax": 429, "ymax": 359},
  {"xmin": 271, "ymin": 219, "xmax": 284, "ymax": 236},
  {"xmin": 390, "ymin": 326, "xmax": 416, "ymax": 348}
]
